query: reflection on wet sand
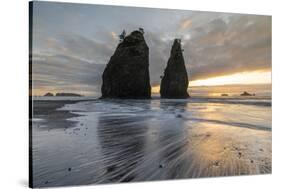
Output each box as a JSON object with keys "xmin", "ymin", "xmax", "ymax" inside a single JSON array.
[
  {"xmin": 32, "ymin": 98, "xmax": 271, "ymax": 187},
  {"xmin": 97, "ymin": 114, "xmax": 148, "ymax": 183},
  {"xmin": 31, "ymin": 100, "xmax": 81, "ymax": 130}
]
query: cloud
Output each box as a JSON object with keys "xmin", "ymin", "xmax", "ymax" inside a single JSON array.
[
  {"xmin": 179, "ymin": 18, "xmax": 192, "ymax": 30},
  {"xmin": 181, "ymin": 14, "xmax": 271, "ymax": 80},
  {"xmin": 31, "ymin": 2, "xmax": 271, "ymax": 95},
  {"xmin": 110, "ymin": 31, "xmax": 118, "ymax": 41},
  {"xmin": 31, "ymin": 33, "xmax": 116, "ymax": 96}
]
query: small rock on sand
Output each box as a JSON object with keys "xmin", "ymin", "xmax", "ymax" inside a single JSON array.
[
  {"xmin": 176, "ymin": 114, "xmax": 182, "ymax": 118},
  {"xmin": 107, "ymin": 165, "xmax": 116, "ymax": 173},
  {"xmin": 213, "ymin": 160, "xmax": 220, "ymax": 166},
  {"xmin": 238, "ymin": 152, "xmax": 242, "ymax": 158}
]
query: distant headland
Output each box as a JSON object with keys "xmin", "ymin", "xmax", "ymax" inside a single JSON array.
[{"xmin": 44, "ymin": 92, "xmax": 83, "ymax": 97}]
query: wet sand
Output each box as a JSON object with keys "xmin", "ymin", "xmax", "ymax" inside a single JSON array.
[{"xmin": 31, "ymin": 98, "xmax": 272, "ymax": 187}]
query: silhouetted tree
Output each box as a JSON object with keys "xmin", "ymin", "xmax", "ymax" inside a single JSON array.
[
  {"xmin": 176, "ymin": 38, "xmax": 181, "ymax": 43},
  {"xmin": 139, "ymin": 28, "xmax": 144, "ymax": 34},
  {"xmin": 119, "ymin": 30, "xmax": 126, "ymax": 42}
]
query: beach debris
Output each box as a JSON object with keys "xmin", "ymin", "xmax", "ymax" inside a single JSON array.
[
  {"xmin": 238, "ymin": 152, "xmax": 242, "ymax": 158},
  {"xmin": 213, "ymin": 160, "xmax": 220, "ymax": 166},
  {"xmin": 259, "ymin": 148, "xmax": 264, "ymax": 152},
  {"xmin": 68, "ymin": 168, "xmax": 72, "ymax": 171},
  {"xmin": 159, "ymin": 163, "xmax": 165, "ymax": 168},
  {"xmin": 176, "ymin": 114, "xmax": 182, "ymax": 118},
  {"xmin": 44, "ymin": 181, "xmax": 49, "ymax": 184},
  {"xmin": 221, "ymin": 93, "xmax": 228, "ymax": 97},
  {"xmin": 107, "ymin": 165, "xmax": 116, "ymax": 173},
  {"xmin": 250, "ymin": 160, "xmax": 254, "ymax": 163}
]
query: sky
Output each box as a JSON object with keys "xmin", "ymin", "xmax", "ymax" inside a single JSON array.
[{"xmin": 31, "ymin": 1, "xmax": 272, "ymax": 96}]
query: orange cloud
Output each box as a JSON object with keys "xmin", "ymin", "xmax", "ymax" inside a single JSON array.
[{"xmin": 180, "ymin": 18, "xmax": 192, "ymax": 30}]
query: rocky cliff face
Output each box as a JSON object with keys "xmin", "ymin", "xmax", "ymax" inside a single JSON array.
[
  {"xmin": 101, "ymin": 30, "xmax": 151, "ymax": 99},
  {"xmin": 160, "ymin": 39, "xmax": 189, "ymax": 98}
]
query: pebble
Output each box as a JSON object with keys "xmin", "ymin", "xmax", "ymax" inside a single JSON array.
[
  {"xmin": 238, "ymin": 152, "xmax": 242, "ymax": 158},
  {"xmin": 213, "ymin": 160, "xmax": 220, "ymax": 166}
]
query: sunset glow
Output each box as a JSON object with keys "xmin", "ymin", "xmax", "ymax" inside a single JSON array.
[
  {"xmin": 151, "ymin": 70, "xmax": 271, "ymax": 94},
  {"xmin": 190, "ymin": 71, "xmax": 271, "ymax": 86}
]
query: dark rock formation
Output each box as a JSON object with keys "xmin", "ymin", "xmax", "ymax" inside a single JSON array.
[
  {"xmin": 44, "ymin": 92, "xmax": 54, "ymax": 96},
  {"xmin": 160, "ymin": 39, "xmax": 189, "ymax": 98},
  {"xmin": 101, "ymin": 30, "xmax": 151, "ymax": 99},
  {"xmin": 55, "ymin": 93, "xmax": 82, "ymax": 97},
  {"xmin": 240, "ymin": 91, "xmax": 254, "ymax": 96}
]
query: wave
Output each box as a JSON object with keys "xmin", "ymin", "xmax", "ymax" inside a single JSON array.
[
  {"xmin": 186, "ymin": 117, "xmax": 271, "ymax": 131},
  {"xmin": 189, "ymin": 97, "xmax": 271, "ymax": 107}
]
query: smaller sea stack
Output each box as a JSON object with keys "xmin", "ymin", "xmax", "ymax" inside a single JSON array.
[{"xmin": 160, "ymin": 39, "xmax": 189, "ymax": 98}]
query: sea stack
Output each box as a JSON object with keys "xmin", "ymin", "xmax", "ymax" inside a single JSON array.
[
  {"xmin": 160, "ymin": 39, "xmax": 189, "ymax": 98},
  {"xmin": 101, "ymin": 30, "xmax": 151, "ymax": 99}
]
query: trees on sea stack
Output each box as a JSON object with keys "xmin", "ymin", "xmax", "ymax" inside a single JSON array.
[{"xmin": 160, "ymin": 38, "xmax": 189, "ymax": 98}]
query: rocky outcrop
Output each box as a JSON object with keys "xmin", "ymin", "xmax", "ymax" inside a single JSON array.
[
  {"xmin": 240, "ymin": 91, "xmax": 255, "ymax": 96},
  {"xmin": 55, "ymin": 93, "xmax": 82, "ymax": 97},
  {"xmin": 160, "ymin": 39, "xmax": 189, "ymax": 98},
  {"xmin": 101, "ymin": 30, "xmax": 151, "ymax": 99},
  {"xmin": 44, "ymin": 92, "xmax": 54, "ymax": 96}
]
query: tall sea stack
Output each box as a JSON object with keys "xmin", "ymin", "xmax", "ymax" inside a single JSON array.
[
  {"xmin": 101, "ymin": 30, "xmax": 151, "ymax": 99},
  {"xmin": 160, "ymin": 39, "xmax": 189, "ymax": 98}
]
